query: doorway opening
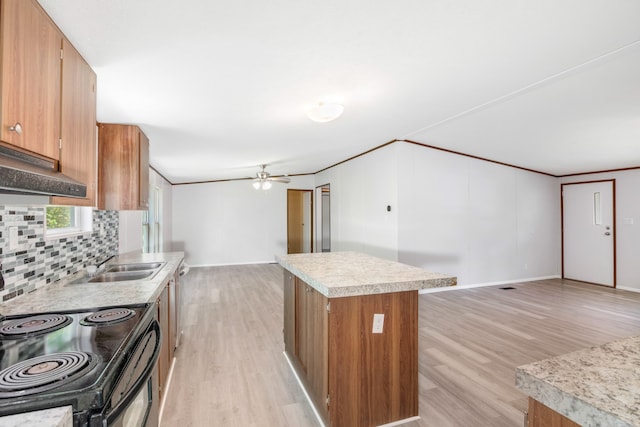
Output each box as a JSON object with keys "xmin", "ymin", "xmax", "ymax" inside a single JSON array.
[
  {"xmin": 287, "ymin": 189, "xmax": 313, "ymax": 254},
  {"xmin": 316, "ymin": 184, "xmax": 331, "ymax": 253}
]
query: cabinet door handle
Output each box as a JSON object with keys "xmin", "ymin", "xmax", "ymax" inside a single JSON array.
[{"xmin": 9, "ymin": 123, "xmax": 23, "ymax": 134}]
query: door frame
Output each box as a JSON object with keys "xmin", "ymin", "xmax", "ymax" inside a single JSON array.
[
  {"xmin": 287, "ymin": 189, "xmax": 314, "ymax": 254},
  {"xmin": 561, "ymin": 179, "xmax": 616, "ymax": 287},
  {"xmin": 315, "ymin": 183, "xmax": 330, "ymax": 253}
]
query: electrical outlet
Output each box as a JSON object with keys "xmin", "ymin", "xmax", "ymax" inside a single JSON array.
[{"xmin": 372, "ymin": 313, "xmax": 384, "ymax": 334}]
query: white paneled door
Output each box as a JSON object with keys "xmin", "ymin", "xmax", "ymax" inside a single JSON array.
[{"xmin": 562, "ymin": 180, "xmax": 615, "ymax": 287}]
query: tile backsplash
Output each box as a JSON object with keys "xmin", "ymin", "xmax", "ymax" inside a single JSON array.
[{"xmin": 0, "ymin": 206, "xmax": 119, "ymax": 303}]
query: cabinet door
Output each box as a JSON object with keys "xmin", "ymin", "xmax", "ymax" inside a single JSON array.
[
  {"xmin": 295, "ymin": 279, "xmax": 329, "ymax": 415},
  {"xmin": 156, "ymin": 284, "xmax": 170, "ymax": 401},
  {"xmin": 98, "ymin": 124, "xmax": 149, "ymax": 210},
  {"xmin": 50, "ymin": 39, "xmax": 97, "ymax": 206},
  {"xmin": 168, "ymin": 277, "xmax": 177, "ymax": 358},
  {"xmin": 138, "ymin": 130, "xmax": 149, "ymax": 209},
  {"xmin": 1, "ymin": 0, "xmax": 61, "ymax": 159}
]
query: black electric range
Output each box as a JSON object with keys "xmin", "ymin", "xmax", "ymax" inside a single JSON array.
[{"xmin": 0, "ymin": 303, "xmax": 160, "ymax": 426}]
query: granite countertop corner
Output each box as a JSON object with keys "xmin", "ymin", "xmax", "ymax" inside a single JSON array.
[{"xmin": 516, "ymin": 335, "xmax": 640, "ymax": 427}]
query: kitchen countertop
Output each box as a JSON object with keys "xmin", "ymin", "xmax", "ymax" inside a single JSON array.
[
  {"xmin": 276, "ymin": 251, "xmax": 456, "ymax": 297},
  {"xmin": 516, "ymin": 335, "xmax": 640, "ymax": 427},
  {"xmin": 0, "ymin": 406, "xmax": 72, "ymax": 427},
  {"xmin": 0, "ymin": 252, "xmax": 184, "ymax": 426},
  {"xmin": 0, "ymin": 252, "xmax": 184, "ymax": 316}
]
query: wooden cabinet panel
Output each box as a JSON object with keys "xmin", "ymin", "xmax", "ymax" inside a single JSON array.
[
  {"xmin": 154, "ymin": 264, "xmax": 183, "ymax": 416},
  {"xmin": 169, "ymin": 276, "xmax": 177, "ymax": 359},
  {"xmin": 156, "ymin": 283, "xmax": 170, "ymax": 402},
  {"xmin": 138, "ymin": 130, "xmax": 149, "ymax": 208},
  {"xmin": 291, "ymin": 277, "xmax": 329, "ymax": 423},
  {"xmin": 98, "ymin": 123, "xmax": 150, "ymax": 210},
  {"xmin": 50, "ymin": 39, "xmax": 97, "ymax": 206},
  {"xmin": 329, "ymin": 291, "xmax": 418, "ymax": 427},
  {"xmin": 0, "ymin": 0, "xmax": 61, "ymax": 160},
  {"xmin": 284, "ymin": 270, "xmax": 419, "ymax": 427},
  {"xmin": 299, "ymin": 279, "xmax": 328, "ymax": 409},
  {"xmin": 528, "ymin": 398, "xmax": 581, "ymax": 427}
]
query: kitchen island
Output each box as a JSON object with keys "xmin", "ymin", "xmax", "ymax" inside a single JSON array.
[
  {"xmin": 276, "ymin": 251, "xmax": 456, "ymax": 427},
  {"xmin": 516, "ymin": 335, "xmax": 640, "ymax": 427}
]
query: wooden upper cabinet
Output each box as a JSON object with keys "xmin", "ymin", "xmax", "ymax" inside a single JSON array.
[
  {"xmin": 50, "ymin": 40, "xmax": 98, "ymax": 207},
  {"xmin": 98, "ymin": 124, "xmax": 150, "ymax": 210},
  {"xmin": 0, "ymin": 0, "xmax": 62, "ymax": 160}
]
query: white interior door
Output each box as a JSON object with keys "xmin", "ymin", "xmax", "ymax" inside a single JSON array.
[{"xmin": 562, "ymin": 181, "xmax": 615, "ymax": 286}]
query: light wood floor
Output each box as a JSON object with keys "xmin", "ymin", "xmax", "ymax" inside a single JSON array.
[{"xmin": 160, "ymin": 265, "xmax": 640, "ymax": 427}]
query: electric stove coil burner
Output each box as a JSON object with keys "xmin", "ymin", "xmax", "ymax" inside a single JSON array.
[
  {"xmin": 0, "ymin": 314, "xmax": 72, "ymax": 337},
  {"xmin": 81, "ymin": 308, "xmax": 135, "ymax": 325},
  {"xmin": 0, "ymin": 351, "xmax": 95, "ymax": 398}
]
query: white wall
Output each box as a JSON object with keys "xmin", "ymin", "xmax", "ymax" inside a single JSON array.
[
  {"xmin": 315, "ymin": 144, "xmax": 399, "ymax": 260},
  {"xmin": 119, "ymin": 211, "xmax": 143, "ymax": 254},
  {"xmin": 396, "ymin": 142, "xmax": 560, "ymax": 285},
  {"xmin": 561, "ymin": 170, "xmax": 640, "ymax": 292},
  {"xmin": 314, "ymin": 141, "xmax": 560, "ymax": 286},
  {"xmin": 172, "ymin": 175, "xmax": 315, "ymax": 266}
]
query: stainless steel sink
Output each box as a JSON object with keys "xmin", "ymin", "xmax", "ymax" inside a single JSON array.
[
  {"xmin": 88, "ymin": 271, "xmax": 154, "ymax": 282},
  {"xmin": 105, "ymin": 262, "xmax": 164, "ymax": 273},
  {"xmin": 68, "ymin": 261, "xmax": 165, "ymax": 284}
]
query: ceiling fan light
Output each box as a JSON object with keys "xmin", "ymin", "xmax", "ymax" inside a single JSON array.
[
  {"xmin": 252, "ymin": 181, "xmax": 261, "ymax": 190},
  {"xmin": 262, "ymin": 181, "xmax": 272, "ymax": 190},
  {"xmin": 306, "ymin": 102, "xmax": 344, "ymax": 123}
]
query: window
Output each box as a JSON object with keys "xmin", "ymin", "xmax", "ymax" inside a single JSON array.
[
  {"xmin": 46, "ymin": 206, "xmax": 93, "ymax": 238},
  {"xmin": 142, "ymin": 185, "xmax": 161, "ymax": 253}
]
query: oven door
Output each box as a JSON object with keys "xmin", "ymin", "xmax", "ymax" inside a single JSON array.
[{"xmin": 95, "ymin": 320, "xmax": 161, "ymax": 427}]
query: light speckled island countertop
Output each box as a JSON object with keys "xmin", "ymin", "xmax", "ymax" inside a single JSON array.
[
  {"xmin": 516, "ymin": 335, "xmax": 640, "ymax": 427},
  {"xmin": 276, "ymin": 251, "xmax": 456, "ymax": 297},
  {"xmin": 0, "ymin": 252, "xmax": 184, "ymax": 316}
]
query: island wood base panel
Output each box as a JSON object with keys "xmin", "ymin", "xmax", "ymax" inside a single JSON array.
[
  {"xmin": 284, "ymin": 271, "xmax": 418, "ymax": 427},
  {"xmin": 528, "ymin": 398, "xmax": 581, "ymax": 427}
]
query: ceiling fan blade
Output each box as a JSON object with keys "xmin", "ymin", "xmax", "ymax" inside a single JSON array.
[{"xmin": 268, "ymin": 177, "xmax": 291, "ymax": 183}]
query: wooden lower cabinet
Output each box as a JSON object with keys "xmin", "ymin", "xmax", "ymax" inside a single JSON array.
[
  {"xmin": 284, "ymin": 273, "xmax": 418, "ymax": 427},
  {"xmin": 295, "ymin": 278, "xmax": 329, "ymax": 420},
  {"xmin": 156, "ymin": 283, "xmax": 170, "ymax": 402},
  {"xmin": 155, "ymin": 266, "xmax": 184, "ymax": 410},
  {"xmin": 528, "ymin": 398, "xmax": 581, "ymax": 427}
]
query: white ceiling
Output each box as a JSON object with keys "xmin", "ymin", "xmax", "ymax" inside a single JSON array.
[{"xmin": 38, "ymin": 0, "xmax": 640, "ymax": 182}]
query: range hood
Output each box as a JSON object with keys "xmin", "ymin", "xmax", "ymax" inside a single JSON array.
[{"xmin": 0, "ymin": 145, "xmax": 87, "ymax": 198}]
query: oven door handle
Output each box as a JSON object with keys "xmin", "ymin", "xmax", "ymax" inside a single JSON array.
[{"xmin": 103, "ymin": 320, "xmax": 162, "ymax": 425}]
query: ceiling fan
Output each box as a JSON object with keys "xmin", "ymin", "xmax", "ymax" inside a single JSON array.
[{"xmin": 252, "ymin": 164, "xmax": 290, "ymax": 190}]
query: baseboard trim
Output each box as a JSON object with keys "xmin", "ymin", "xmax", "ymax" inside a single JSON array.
[
  {"xmin": 616, "ymin": 286, "xmax": 640, "ymax": 293},
  {"xmin": 283, "ymin": 351, "xmax": 326, "ymax": 427},
  {"xmin": 188, "ymin": 261, "xmax": 278, "ymax": 268},
  {"xmin": 378, "ymin": 416, "xmax": 421, "ymax": 426},
  {"xmin": 419, "ymin": 275, "xmax": 561, "ymax": 294},
  {"xmin": 158, "ymin": 356, "xmax": 177, "ymax": 424}
]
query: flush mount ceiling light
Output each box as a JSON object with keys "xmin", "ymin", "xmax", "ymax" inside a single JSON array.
[{"xmin": 306, "ymin": 102, "xmax": 344, "ymax": 123}]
